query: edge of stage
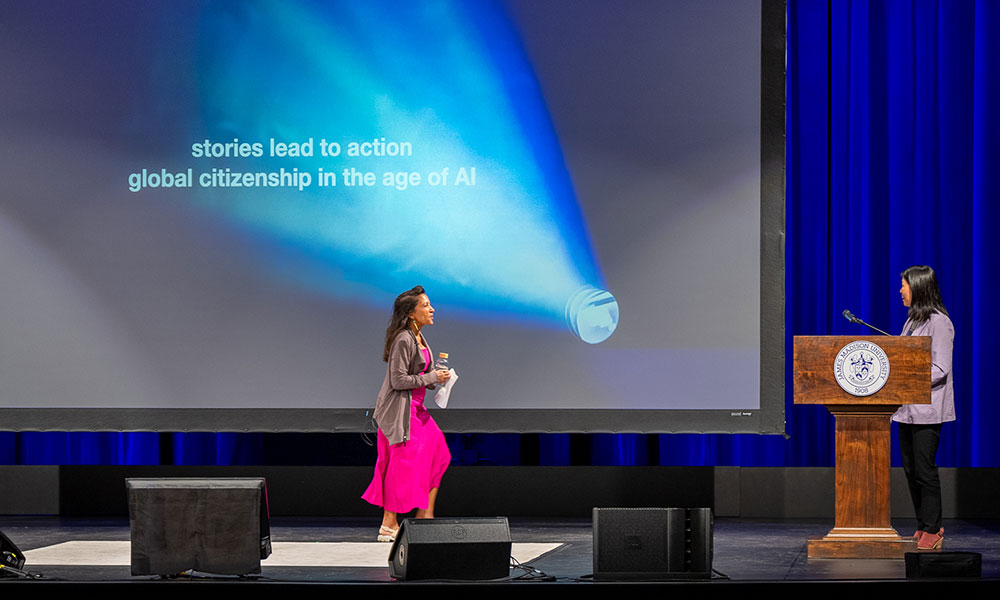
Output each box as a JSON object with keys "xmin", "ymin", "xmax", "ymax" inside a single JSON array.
[{"xmin": 1, "ymin": 516, "xmax": 997, "ymax": 594}]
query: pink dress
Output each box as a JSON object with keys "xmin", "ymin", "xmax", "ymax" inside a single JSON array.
[{"xmin": 362, "ymin": 347, "xmax": 451, "ymax": 513}]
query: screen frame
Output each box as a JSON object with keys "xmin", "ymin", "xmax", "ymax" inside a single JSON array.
[{"xmin": 2, "ymin": 0, "xmax": 785, "ymax": 434}]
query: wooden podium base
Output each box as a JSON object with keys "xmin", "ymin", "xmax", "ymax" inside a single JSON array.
[{"xmin": 807, "ymin": 528, "xmax": 921, "ymax": 558}]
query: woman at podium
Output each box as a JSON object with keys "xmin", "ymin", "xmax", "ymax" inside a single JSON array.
[{"xmin": 893, "ymin": 265, "xmax": 954, "ymax": 550}]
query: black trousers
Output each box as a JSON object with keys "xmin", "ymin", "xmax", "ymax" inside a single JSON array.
[{"xmin": 897, "ymin": 423, "xmax": 943, "ymax": 533}]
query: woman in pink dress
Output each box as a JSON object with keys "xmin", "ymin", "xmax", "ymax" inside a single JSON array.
[{"xmin": 362, "ymin": 285, "xmax": 451, "ymax": 541}]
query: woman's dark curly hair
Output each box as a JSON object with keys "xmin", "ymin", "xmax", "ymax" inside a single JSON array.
[{"xmin": 383, "ymin": 286, "xmax": 425, "ymax": 362}]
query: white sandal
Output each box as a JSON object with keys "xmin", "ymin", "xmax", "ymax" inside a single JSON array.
[{"xmin": 377, "ymin": 525, "xmax": 398, "ymax": 542}]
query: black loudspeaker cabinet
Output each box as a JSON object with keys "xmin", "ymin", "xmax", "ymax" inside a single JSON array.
[
  {"xmin": 388, "ymin": 517, "xmax": 512, "ymax": 581},
  {"xmin": 0, "ymin": 528, "xmax": 26, "ymax": 577},
  {"xmin": 905, "ymin": 551, "xmax": 982, "ymax": 578},
  {"xmin": 127, "ymin": 478, "xmax": 271, "ymax": 576},
  {"xmin": 593, "ymin": 507, "xmax": 713, "ymax": 580}
]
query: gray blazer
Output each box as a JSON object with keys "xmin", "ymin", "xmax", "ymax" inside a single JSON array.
[{"xmin": 373, "ymin": 330, "xmax": 438, "ymax": 445}]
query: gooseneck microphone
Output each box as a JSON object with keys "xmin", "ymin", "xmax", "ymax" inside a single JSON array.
[{"xmin": 842, "ymin": 309, "xmax": 892, "ymax": 336}]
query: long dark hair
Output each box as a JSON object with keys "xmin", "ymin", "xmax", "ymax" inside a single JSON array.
[
  {"xmin": 902, "ymin": 265, "xmax": 948, "ymax": 324},
  {"xmin": 383, "ymin": 285, "xmax": 425, "ymax": 362}
]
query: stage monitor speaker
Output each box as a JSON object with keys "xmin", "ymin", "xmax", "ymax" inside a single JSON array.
[
  {"xmin": 593, "ymin": 507, "xmax": 713, "ymax": 580},
  {"xmin": 127, "ymin": 478, "xmax": 271, "ymax": 576},
  {"xmin": 388, "ymin": 517, "xmax": 512, "ymax": 581},
  {"xmin": 0, "ymin": 528, "xmax": 26, "ymax": 578},
  {"xmin": 905, "ymin": 551, "xmax": 982, "ymax": 578}
]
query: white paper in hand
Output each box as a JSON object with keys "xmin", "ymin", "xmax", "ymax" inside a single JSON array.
[{"xmin": 434, "ymin": 369, "xmax": 458, "ymax": 408}]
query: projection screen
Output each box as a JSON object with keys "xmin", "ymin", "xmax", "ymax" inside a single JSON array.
[{"xmin": 0, "ymin": 0, "xmax": 785, "ymax": 433}]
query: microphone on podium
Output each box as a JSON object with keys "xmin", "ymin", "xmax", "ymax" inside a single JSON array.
[{"xmin": 842, "ymin": 309, "xmax": 891, "ymax": 336}]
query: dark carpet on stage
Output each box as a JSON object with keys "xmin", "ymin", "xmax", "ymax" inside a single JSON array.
[{"xmin": 1, "ymin": 517, "xmax": 997, "ymax": 590}]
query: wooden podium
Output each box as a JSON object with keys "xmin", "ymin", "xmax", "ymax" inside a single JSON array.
[{"xmin": 793, "ymin": 336, "xmax": 931, "ymax": 558}]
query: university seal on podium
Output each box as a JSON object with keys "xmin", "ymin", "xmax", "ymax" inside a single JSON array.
[{"xmin": 833, "ymin": 340, "xmax": 890, "ymax": 396}]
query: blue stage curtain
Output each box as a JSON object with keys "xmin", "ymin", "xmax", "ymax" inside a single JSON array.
[
  {"xmin": 783, "ymin": 0, "xmax": 1000, "ymax": 468},
  {"xmin": 3, "ymin": 0, "xmax": 998, "ymax": 468}
]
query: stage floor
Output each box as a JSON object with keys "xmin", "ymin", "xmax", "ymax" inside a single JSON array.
[{"xmin": 1, "ymin": 516, "xmax": 998, "ymax": 585}]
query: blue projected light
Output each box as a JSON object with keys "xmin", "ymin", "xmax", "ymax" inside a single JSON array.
[{"xmin": 188, "ymin": 0, "xmax": 617, "ymax": 342}]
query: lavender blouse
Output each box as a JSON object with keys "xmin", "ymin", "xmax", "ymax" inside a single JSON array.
[{"xmin": 891, "ymin": 311, "xmax": 955, "ymax": 425}]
